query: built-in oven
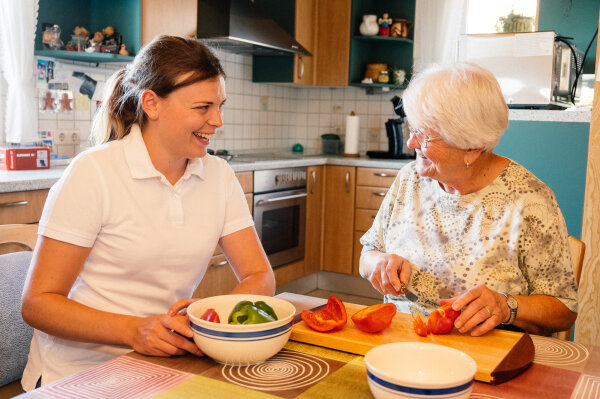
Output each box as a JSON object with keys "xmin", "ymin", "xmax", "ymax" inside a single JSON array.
[{"xmin": 253, "ymin": 167, "xmax": 307, "ymax": 268}]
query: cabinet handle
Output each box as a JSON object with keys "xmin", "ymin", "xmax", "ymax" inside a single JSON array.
[
  {"xmin": 372, "ymin": 192, "xmax": 386, "ymax": 197},
  {"xmin": 374, "ymin": 172, "xmax": 392, "ymax": 177},
  {"xmin": 213, "ymin": 260, "xmax": 228, "ymax": 267},
  {"xmin": 310, "ymin": 170, "xmax": 316, "ymax": 194},
  {"xmin": 0, "ymin": 200, "xmax": 28, "ymax": 208},
  {"xmin": 297, "ymin": 56, "xmax": 304, "ymax": 79},
  {"xmin": 371, "ymin": 215, "xmax": 376, "ymax": 219},
  {"xmin": 345, "ymin": 172, "xmax": 350, "ymax": 193}
]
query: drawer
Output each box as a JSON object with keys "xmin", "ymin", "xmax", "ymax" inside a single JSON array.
[
  {"xmin": 356, "ymin": 186, "xmax": 387, "ymax": 210},
  {"xmin": 355, "ymin": 209, "xmax": 377, "ymax": 231},
  {"xmin": 193, "ymin": 253, "xmax": 239, "ymax": 298},
  {"xmin": 236, "ymin": 172, "xmax": 253, "ymax": 193},
  {"xmin": 245, "ymin": 193, "xmax": 253, "ymax": 214},
  {"xmin": 356, "ymin": 168, "xmax": 397, "ymax": 188},
  {"xmin": 0, "ymin": 189, "xmax": 49, "ymax": 224}
]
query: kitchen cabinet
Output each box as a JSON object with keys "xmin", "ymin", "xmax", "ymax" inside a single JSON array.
[
  {"xmin": 304, "ymin": 165, "xmax": 324, "ymax": 274},
  {"xmin": 252, "ymin": 0, "xmax": 351, "ymax": 86},
  {"xmin": 35, "ymin": 0, "xmax": 140, "ymax": 63},
  {"xmin": 193, "ymin": 172, "xmax": 253, "ymax": 298},
  {"xmin": 322, "ymin": 165, "xmax": 355, "ymax": 274},
  {"xmin": 348, "ymin": 0, "xmax": 415, "ymax": 89},
  {"xmin": 0, "ymin": 190, "xmax": 49, "ymax": 255},
  {"xmin": 352, "ymin": 167, "xmax": 397, "ymax": 275},
  {"xmin": 141, "ymin": 0, "xmax": 197, "ymax": 45}
]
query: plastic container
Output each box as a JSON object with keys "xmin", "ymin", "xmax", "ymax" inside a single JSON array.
[{"xmin": 321, "ymin": 134, "xmax": 341, "ymax": 155}]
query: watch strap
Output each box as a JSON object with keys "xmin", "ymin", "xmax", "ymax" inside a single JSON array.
[{"xmin": 499, "ymin": 291, "xmax": 517, "ymax": 325}]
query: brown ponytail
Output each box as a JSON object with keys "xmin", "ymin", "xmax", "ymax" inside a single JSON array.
[{"xmin": 90, "ymin": 35, "xmax": 225, "ymax": 145}]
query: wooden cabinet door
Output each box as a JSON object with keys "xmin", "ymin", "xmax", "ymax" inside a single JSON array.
[
  {"xmin": 315, "ymin": 0, "xmax": 351, "ymax": 86},
  {"xmin": 193, "ymin": 254, "xmax": 239, "ymax": 298},
  {"xmin": 142, "ymin": 0, "xmax": 197, "ymax": 45},
  {"xmin": 323, "ymin": 165, "xmax": 355, "ymax": 273},
  {"xmin": 305, "ymin": 165, "xmax": 324, "ymax": 274},
  {"xmin": 294, "ymin": 0, "xmax": 316, "ymax": 85}
]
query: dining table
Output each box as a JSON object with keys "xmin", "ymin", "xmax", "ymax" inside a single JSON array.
[{"xmin": 17, "ymin": 293, "xmax": 600, "ymax": 399}]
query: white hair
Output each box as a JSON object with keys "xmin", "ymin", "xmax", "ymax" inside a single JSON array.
[{"xmin": 402, "ymin": 63, "xmax": 508, "ymax": 151}]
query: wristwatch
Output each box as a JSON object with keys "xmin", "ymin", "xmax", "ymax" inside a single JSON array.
[{"xmin": 499, "ymin": 292, "xmax": 518, "ymax": 325}]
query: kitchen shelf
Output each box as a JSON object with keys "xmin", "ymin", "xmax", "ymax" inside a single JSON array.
[
  {"xmin": 34, "ymin": 49, "xmax": 134, "ymax": 63},
  {"xmin": 352, "ymin": 35, "xmax": 413, "ymax": 45},
  {"xmin": 349, "ymin": 82, "xmax": 406, "ymax": 89}
]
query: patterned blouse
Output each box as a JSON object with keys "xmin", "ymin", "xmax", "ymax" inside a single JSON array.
[{"xmin": 360, "ymin": 161, "xmax": 578, "ymax": 316}]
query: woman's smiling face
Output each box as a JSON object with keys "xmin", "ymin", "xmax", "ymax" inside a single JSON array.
[
  {"xmin": 155, "ymin": 75, "xmax": 226, "ymax": 160},
  {"xmin": 407, "ymin": 128, "xmax": 465, "ymax": 182}
]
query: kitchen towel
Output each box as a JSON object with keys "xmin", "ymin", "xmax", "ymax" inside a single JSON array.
[{"xmin": 344, "ymin": 112, "xmax": 360, "ymax": 156}]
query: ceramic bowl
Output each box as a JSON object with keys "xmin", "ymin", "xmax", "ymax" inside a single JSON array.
[
  {"xmin": 187, "ymin": 294, "xmax": 296, "ymax": 365},
  {"xmin": 364, "ymin": 342, "xmax": 477, "ymax": 399}
]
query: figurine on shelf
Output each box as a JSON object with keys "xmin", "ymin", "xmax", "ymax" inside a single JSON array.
[
  {"xmin": 378, "ymin": 13, "xmax": 392, "ymax": 36},
  {"xmin": 100, "ymin": 25, "xmax": 122, "ymax": 53},
  {"xmin": 118, "ymin": 44, "xmax": 129, "ymax": 56},
  {"xmin": 86, "ymin": 31, "xmax": 104, "ymax": 53}
]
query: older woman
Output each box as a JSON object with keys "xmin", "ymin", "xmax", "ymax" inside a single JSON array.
[{"xmin": 359, "ymin": 63, "xmax": 577, "ymax": 337}]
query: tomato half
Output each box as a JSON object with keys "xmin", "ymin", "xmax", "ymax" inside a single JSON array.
[
  {"xmin": 200, "ymin": 308, "xmax": 221, "ymax": 323},
  {"xmin": 351, "ymin": 303, "xmax": 397, "ymax": 333},
  {"xmin": 301, "ymin": 295, "xmax": 348, "ymax": 332},
  {"xmin": 427, "ymin": 303, "xmax": 460, "ymax": 334}
]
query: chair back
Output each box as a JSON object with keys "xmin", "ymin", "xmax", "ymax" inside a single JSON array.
[
  {"xmin": 0, "ymin": 224, "xmax": 37, "ymax": 389},
  {"xmin": 554, "ymin": 235, "xmax": 585, "ymax": 341}
]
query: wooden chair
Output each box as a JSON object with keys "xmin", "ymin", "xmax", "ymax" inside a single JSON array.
[
  {"xmin": 553, "ymin": 235, "xmax": 585, "ymax": 341},
  {"xmin": 0, "ymin": 224, "xmax": 38, "ymax": 398}
]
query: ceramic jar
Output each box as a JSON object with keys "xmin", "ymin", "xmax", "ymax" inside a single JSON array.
[{"xmin": 359, "ymin": 15, "xmax": 379, "ymax": 36}]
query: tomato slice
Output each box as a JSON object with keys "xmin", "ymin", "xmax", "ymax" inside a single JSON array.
[
  {"xmin": 351, "ymin": 303, "xmax": 397, "ymax": 333},
  {"xmin": 301, "ymin": 295, "xmax": 348, "ymax": 332},
  {"xmin": 200, "ymin": 308, "xmax": 221, "ymax": 323},
  {"xmin": 412, "ymin": 312, "xmax": 429, "ymax": 337}
]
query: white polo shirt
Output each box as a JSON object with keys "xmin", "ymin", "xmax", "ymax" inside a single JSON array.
[{"xmin": 22, "ymin": 125, "xmax": 253, "ymax": 389}]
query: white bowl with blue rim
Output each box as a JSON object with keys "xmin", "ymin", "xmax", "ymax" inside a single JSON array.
[
  {"xmin": 187, "ymin": 294, "xmax": 296, "ymax": 365},
  {"xmin": 364, "ymin": 342, "xmax": 477, "ymax": 399}
]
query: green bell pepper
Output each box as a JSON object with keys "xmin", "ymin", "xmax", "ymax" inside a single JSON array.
[
  {"xmin": 228, "ymin": 300, "xmax": 277, "ymax": 325},
  {"xmin": 254, "ymin": 301, "xmax": 278, "ymax": 321}
]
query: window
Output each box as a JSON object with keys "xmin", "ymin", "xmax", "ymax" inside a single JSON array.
[{"xmin": 466, "ymin": 0, "xmax": 538, "ymax": 34}]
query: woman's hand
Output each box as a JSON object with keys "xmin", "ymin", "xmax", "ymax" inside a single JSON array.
[
  {"xmin": 129, "ymin": 298, "xmax": 203, "ymax": 357},
  {"xmin": 441, "ymin": 284, "xmax": 509, "ymax": 336},
  {"xmin": 360, "ymin": 250, "xmax": 412, "ymax": 296}
]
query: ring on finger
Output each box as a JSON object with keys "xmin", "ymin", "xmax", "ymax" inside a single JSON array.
[{"xmin": 484, "ymin": 306, "xmax": 492, "ymax": 318}]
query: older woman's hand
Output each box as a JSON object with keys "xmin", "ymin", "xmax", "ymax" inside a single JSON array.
[
  {"xmin": 441, "ymin": 284, "xmax": 509, "ymax": 336},
  {"xmin": 361, "ymin": 251, "xmax": 412, "ymax": 296}
]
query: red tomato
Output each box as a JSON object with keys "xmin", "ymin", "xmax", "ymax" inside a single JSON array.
[
  {"xmin": 427, "ymin": 303, "xmax": 460, "ymax": 334},
  {"xmin": 301, "ymin": 295, "xmax": 348, "ymax": 332},
  {"xmin": 200, "ymin": 308, "xmax": 221, "ymax": 323},
  {"xmin": 351, "ymin": 303, "xmax": 397, "ymax": 333},
  {"xmin": 412, "ymin": 312, "xmax": 429, "ymax": 337}
]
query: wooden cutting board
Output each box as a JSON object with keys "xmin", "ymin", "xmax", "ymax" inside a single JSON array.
[{"xmin": 290, "ymin": 302, "xmax": 534, "ymax": 385}]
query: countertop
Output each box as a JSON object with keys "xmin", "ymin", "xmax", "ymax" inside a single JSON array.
[{"xmin": 0, "ymin": 155, "xmax": 412, "ymax": 193}]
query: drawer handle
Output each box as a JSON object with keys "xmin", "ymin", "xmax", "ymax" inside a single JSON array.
[
  {"xmin": 213, "ymin": 260, "xmax": 229, "ymax": 267},
  {"xmin": 0, "ymin": 200, "xmax": 28, "ymax": 208},
  {"xmin": 373, "ymin": 172, "xmax": 392, "ymax": 177},
  {"xmin": 372, "ymin": 192, "xmax": 386, "ymax": 197},
  {"xmin": 371, "ymin": 215, "xmax": 376, "ymax": 218},
  {"xmin": 345, "ymin": 172, "xmax": 350, "ymax": 193}
]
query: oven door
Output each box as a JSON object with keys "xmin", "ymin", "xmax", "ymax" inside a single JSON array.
[{"xmin": 253, "ymin": 188, "xmax": 306, "ymax": 268}]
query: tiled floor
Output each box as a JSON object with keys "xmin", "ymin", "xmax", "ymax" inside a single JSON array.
[{"xmin": 306, "ymin": 289, "xmax": 382, "ymax": 306}]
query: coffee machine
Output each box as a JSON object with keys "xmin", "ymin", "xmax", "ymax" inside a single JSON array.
[{"xmin": 366, "ymin": 96, "xmax": 415, "ymax": 159}]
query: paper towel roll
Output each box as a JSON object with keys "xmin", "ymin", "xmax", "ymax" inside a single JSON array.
[{"xmin": 344, "ymin": 114, "xmax": 360, "ymax": 155}]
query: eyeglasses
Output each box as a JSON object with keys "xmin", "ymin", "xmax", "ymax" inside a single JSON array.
[{"xmin": 409, "ymin": 127, "xmax": 443, "ymax": 149}]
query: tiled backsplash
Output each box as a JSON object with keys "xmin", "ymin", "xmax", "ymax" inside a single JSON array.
[{"xmin": 4, "ymin": 51, "xmax": 402, "ymax": 156}]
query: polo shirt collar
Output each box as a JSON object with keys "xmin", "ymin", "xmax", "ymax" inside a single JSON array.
[{"xmin": 123, "ymin": 124, "xmax": 205, "ymax": 181}]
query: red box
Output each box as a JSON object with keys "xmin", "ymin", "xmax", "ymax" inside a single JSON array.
[{"xmin": 0, "ymin": 147, "xmax": 51, "ymax": 170}]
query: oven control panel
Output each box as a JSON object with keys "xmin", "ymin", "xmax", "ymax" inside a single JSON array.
[{"xmin": 254, "ymin": 167, "xmax": 307, "ymax": 193}]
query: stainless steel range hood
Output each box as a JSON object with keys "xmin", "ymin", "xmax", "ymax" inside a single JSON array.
[{"xmin": 197, "ymin": 0, "xmax": 311, "ymax": 56}]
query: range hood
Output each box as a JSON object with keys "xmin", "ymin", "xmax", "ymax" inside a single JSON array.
[{"xmin": 197, "ymin": 0, "xmax": 311, "ymax": 56}]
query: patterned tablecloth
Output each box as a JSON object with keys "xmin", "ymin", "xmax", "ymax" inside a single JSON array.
[{"xmin": 20, "ymin": 334, "xmax": 600, "ymax": 399}]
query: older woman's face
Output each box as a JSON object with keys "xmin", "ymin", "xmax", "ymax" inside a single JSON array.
[{"xmin": 407, "ymin": 128, "xmax": 465, "ymax": 181}]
